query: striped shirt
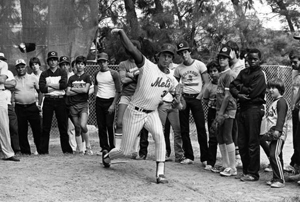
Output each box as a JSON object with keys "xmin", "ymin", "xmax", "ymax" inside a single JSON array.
[{"xmin": 130, "ymin": 57, "xmax": 177, "ymax": 110}]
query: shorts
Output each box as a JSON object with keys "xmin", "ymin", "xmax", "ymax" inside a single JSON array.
[
  {"xmin": 69, "ymin": 102, "xmax": 89, "ymax": 117},
  {"xmin": 119, "ymin": 95, "xmax": 132, "ymax": 105}
]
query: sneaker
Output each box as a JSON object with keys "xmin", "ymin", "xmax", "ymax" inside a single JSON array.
[
  {"xmin": 240, "ymin": 174, "xmax": 258, "ymax": 182},
  {"xmin": 284, "ymin": 165, "xmax": 296, "ymax": 173},
  {"xmin": 264, "ymin": 164, "xmax": 272, "ymax": 172},
  {"xmin": 180, "ymin": 158, "xmax": 193, "ymax": 165},
  {"xmin": 211, "ymin": 166, "xmax": 225, "ymax": 173},
  {"xmin": 131, "ymin": 152, "xmax": 138, "ymax": 159},
  {"xmin": 165, "ymin": 155, "xmax": 173, "ymax": 162},
  {"xmin": 156, "ymin": 174, "xmax": 168, "ymax": 184},
  {"xmin": 235, "ymin": 173, "xmax": 246, "ymax": 179},
  {"xmin": 201, "ymin": 161, "xmax": 207, "ymax": 167},
  {"xmin": 204, "ymin": 165, "xmax": 213, "ymax": 171},
  {"xmin": 271, "ymin": 181, "xmax": 285, "ymax": 188},
  {"xmin": 85, "ymin": 147, "xmax": 93, "ymax": 156},
  {"xmin": 102, "ymin": 150, "xmax": 111, "ymax": 168},
  {"xmin": 175, "ymin": 157, "xmax": 186, "ymax": 163},
  {"xmin": 136, "ymin": 155, "xmax": 147, "ymax": 160},
  {"xmin": 96, "ymin": 151, "xmax": 102, "ymax": 156},
  {"xmin": 220, "ymin": 167, "xmax": 237, "ymax": 177},
  {"xmin": 297, "ymin": 180, "xmax": 300, "ymax": 185},
  {"xmin": 266, "ymin": 179, "xmax": 273, "ymax": 186}
]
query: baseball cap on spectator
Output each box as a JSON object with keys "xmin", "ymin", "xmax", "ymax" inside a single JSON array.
[
  {"xmin": 159, "ymin": 43, "xmax": 176, "ymax": 56},
  {"xmin": 0, "ymin": 52, "xmax": 7, "ymax": 61},
  {"xmin": 15, "ymin": 59, "xmax": 26, "ymax": 66},
  {"xmin": 47, "ymin": 51, "xmax": 58, "ymax": 61},
  {"xmin": 177, "ymin": 41, "xmax": 190, "ymax": 53},
  {"xmin": 97, "ymin": 52, "xmax": 108, "ymax": 61},
  {"xmin": 218, "ymin": 46, "xmax": 231, "ymax": 58},
  {"xmin": 59, "ymin": 56, "xmax": 70, "ymax": 65}
]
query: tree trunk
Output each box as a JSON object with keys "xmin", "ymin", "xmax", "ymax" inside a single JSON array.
[
  {"xmin": 275, "ymin": 0, "xmax": 295, "ymax": 32},
  {"xmin": 124, "ymin": 0, "xmax": 140, "ymax": 39}
]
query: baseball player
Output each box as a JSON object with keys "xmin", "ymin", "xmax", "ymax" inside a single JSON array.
[{"xmin": 102, "ymin": 28, "xmax": 181, "ymax": 184}]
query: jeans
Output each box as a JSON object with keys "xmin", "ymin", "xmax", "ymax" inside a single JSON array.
[
  {"xmin": 179, "ymin": 97, "xmax": 208, "ymax": 162},
  {"xmin": 8, "ymin": 104, "xmax": 20, "ymax": 153},
  {"xmin": 158, "ymin": 102, "xmax": 184, "ymax": 161},
  {"xmin": 96, "ymin": 97, "xmax": 115, "ymax": 151},
  {"xmin": 40, "ymin": 98, "xmax": 72, "ymax": 154},
  {"xmin": 207, "ymin": 108, "xmax": 218, "ymax": 166},
  {"xmin": 238, "ymin": 105, "xmax": 264, "ymax": 179},
  {"xmin": 15, "ymin": 103, "xmax": 41, "ymax": 154}
]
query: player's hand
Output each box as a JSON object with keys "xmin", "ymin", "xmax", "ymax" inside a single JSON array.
[
  {"xmin": 111, "ymin": 28, "xmax": 122, "ymax": 34},
  {"xmin": 196, "ymin": 93, "xmax": 203, "ymax": 100},
  {"xmin": 238, "ymin": 94, "xmax": 250, "ymax": 101},
  {"xmin": 108, "ymin": 105, "xmax": 115, "ymax": 114}
]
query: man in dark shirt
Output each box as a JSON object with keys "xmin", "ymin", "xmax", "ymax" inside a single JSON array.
[
  {"xmin": 229, "ymin": 48, "xmax": 267, "ymax": 181},
  {"xmin": 39, "ymin": 51, "xmax": 73, "ymax": 154}
]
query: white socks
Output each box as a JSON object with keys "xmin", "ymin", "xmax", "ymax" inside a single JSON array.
[
  {"xmin": 219, "ymin": 144, "xmax": 229, "ymax": 168},
  {"xmin": 115, "ymin": 133, "xmax": 122, "ymax": 149},
  {"xmin": 226, "ymin": 143, "xmax": 236, "ymax": 169}
]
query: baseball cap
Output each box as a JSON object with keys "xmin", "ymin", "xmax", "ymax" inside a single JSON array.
[
  {"xmin": 97, "ymin": 52, "xmax": 108, "ymax": 61},
  {"xmin": 47, "ymin": 51, "xmax": 58, "ymax": 61},
  {"xmin": 0, "ymin": 52, "xmax": 7, "ymax": 61},
  {"xmin": 59, "ymin": 56, "xmax": 70, "ymax": 65},
  {"xmin": 177, "ymin": 41, "xmax": 190, "ymax": 53},
  {"xmin": 15, "ymin": 59, "xmax": 26, "ymax": 66},
  {"xmin": 217, "ymin": 46, "xmax": 231, "ymax": 58},
  {"xmin": 159, "ymin": 43, "xmax": 176, "ymax": 56}
]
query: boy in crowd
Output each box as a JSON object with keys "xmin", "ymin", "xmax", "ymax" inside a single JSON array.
[
  {"xmin": 212, "ymin": 47, "xmax": 237, "ymax": 176},
  {"xmin": 203, "ymin": 61, "xmax": 220, "ymax": 171},
  {"xmin": 263, "ymin": 78, "xmax": 288, "ymax": 188},
  {"xmin": 174, "ymin": 41, "xmax": 210, "ymax": 165},
  {"xmin": 66, "ymin": 56, "xmax": 93, "ymax": 155},
  {"xmin": 229, "ymin": 48, "xmax": 267, "ymax": 181}
]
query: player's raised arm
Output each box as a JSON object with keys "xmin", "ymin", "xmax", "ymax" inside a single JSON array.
[{"xmin": 111, "ymin": 29, "xmax": 144, "ymax": 67}]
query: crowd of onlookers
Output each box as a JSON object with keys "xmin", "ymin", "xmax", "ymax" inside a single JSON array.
[{"xmin": 1, "ymin": 36, "xmax": 300, "ymax": 187}]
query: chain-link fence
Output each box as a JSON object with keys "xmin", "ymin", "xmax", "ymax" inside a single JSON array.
[{"xmin": 49, "ymin": 64, "xmax": 292, "ymax": 136}]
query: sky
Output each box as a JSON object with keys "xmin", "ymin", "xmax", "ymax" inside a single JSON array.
[{"xmin": 253, "ymin": 1, "xmax": 284, "ymax": 30}]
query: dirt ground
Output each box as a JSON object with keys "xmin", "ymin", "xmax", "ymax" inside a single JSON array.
[{"xmin": 1, "ymin": 121, "xmax": 300, "ymax": 202}]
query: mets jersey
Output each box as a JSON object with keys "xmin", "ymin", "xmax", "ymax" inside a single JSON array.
[{"xmin": 130, "ymin": 57, "xmax": 177, "ymax": 110}]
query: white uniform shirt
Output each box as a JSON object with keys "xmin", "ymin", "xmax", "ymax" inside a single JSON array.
[{"xmin": 130, "ymin": 58, "xmax": 177, "ymax": 110}]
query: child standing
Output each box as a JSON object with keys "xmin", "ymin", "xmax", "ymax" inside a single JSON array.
[
  {"xmin": 203, "ymin": 61, "xmax": 220, "ymax": 170},
  {"xmin": 264, "ymin": 78, "xmax": 288, "ymax": 188},
  {"xmin": 214, "ymin": 46, "xmax": 237, "ymax": 176},
  {"xmin": 66, "ymin": 56, "xmax": 93, "ymax": 155}
]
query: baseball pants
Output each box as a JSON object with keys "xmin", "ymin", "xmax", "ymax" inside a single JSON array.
[{"xmin": 109, "ymin": 104, "xmax": 166, "ymax": 162}]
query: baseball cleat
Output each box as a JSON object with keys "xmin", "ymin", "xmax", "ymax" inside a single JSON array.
[
  {"xmin": 102, "ymin": 150, "xmax": 111, "ymax": 168},
  {"xmin": 156, "ymin": 175, "xmax": 168, "ymax": 184}
]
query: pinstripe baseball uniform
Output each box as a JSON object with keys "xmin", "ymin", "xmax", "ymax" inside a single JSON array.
[{"xmin": 109, "ymin": 57, "xmax": 178, "ymax": 162}]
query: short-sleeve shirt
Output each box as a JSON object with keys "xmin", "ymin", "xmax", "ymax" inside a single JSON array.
[
  {"xmin": 216, "ymin": 68, "xmax": 237, "ymax": 117},
  {"xmin": 119, "ymin": 60, "xmax": 138, "ymax": 96},
  {"xmin": 14, "ymin": 73, "xmax": 39, "ymax": 104},
  {"xmin": 230, "ymin": 59, "xmax": 245, "ymax": 77},
  {"xmin": 130, "ymin": 57, "xmax": 177, "ymax": 110},
  {"xmin": 203, "ymin": 82, "xmax": 218, "ymax": 109},
  {"xmin": 174, "ymin": 59, "xmax": 207, "ymax": 94},
  {"xmin": 95, "ymin": 69, "xmax": 121, "ymax": 99},
  {"xmin": 67, "ymin": 73, "xmax": 92, "ymax": 106}
]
